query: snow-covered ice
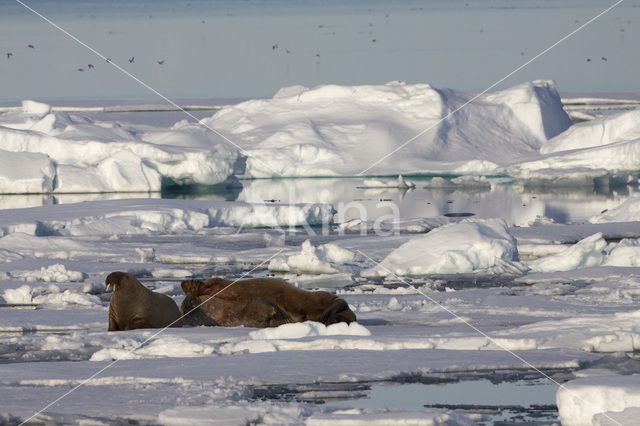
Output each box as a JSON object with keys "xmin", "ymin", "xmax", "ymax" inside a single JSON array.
[
  {"xmin": 0, "ymin": 100, "xmax": 238, "ymax": 193},
  {"xmin": 590, "ymin": 194, "xmax": 640, "ymax": 223},
  {"xmin": 362, "ymin": 218, "xmax": 524, "ymax": 277},
  {"xmin": 4, "ymin": 80, "xmax": 640, "ymax": 196},
  {"xmin": 3, "ymin": 85, "xmax": 640, "ymax": 424},
  {"xmin": 206, "ymin": 80, "xmax": 571, "ymax": 177},
  {"xmin": 268, "ymin": 240, "xmax": 354, "ymax": 274},
  {"xmin": 557, "ymin": 374, "xmax": 640, "ymax": 426},
  {"xmin": 359, "ymin": 175, "xmax": 416, "ymax": 189}
]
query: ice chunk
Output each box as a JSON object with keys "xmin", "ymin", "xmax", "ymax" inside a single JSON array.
[
  {"xmin": 511, "ymin": 109, "xmax": 640, "ymax": 176},
  {"xmin": 9, "ymin": 264, "xmax": 87, "ymax": 282},
  {"xmin": 557, "ymin": 374, "xmax": 640, "ymax": 426},
  {"xmin": 0, "ymin": 150, "xmax": 55, "ymax": 193},
  {"xmin": 527, "ymin": 233, "xmax": 606, "ymax": 273},
  {"xmin": 206, "ymin": 80, "xmax": 570, "ymax": 177},
  {"xmin": 0, "ymin": 198, "xmax": 335, "ymax": 238},
  {"xmin": 21, "ymin": 100, "xmax": 51, "ymax": 116},
  {"xmin": 359, "ymin": 175, "xmax": 416, "ymax": 189},
  {"xmin": 590, "ymin": 195, "xmax": 640, "ymax": 223},
  {"xmin": 268, "ymin": 240, "xmax": 354, "ymax": 274},
  {"xmin": 248, "ymin": 321, "xmax": 371, "ymax": 340},
  {"xmin": 604, "ymin": 238, "xmax": 640, "ymax": 267},
  {"xmin": 362, "ymin": 218, "xmax": 523, "ymax": 276},
  {"xmin": 0, "ymin": 107, "xmax": 238, "ymax": 193},
  {"xmin": 425, "ymin": 175, "xmax": 491, "ymax": 189},
  {"xmin": 542, "ymin": 109, "xmax": 640, "ymax": 154}
]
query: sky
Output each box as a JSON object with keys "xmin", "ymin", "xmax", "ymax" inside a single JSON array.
[{"xmin": 0, "ymin": 0, "xmax": 639, "ymax": 103}]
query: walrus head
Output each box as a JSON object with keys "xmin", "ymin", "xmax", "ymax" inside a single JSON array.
[
  {"xmin": 105, "ymin": 271, "xmax": 140, "ymax": 292},
  {"xmin": 181, "ymin": 279, "xmax": 204, "ymax": 297}
]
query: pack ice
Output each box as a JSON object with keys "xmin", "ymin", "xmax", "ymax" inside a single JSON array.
[
  {"xmin": 0, "ymin": 100, "xmax": 239, "ymax": 193},
  {"xmin": 206, "ymin": 80, "xmax": 571, "ymax": 177}
]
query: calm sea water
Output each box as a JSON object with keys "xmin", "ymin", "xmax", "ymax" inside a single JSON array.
[
  {"xmin": 0, "ymin": 175, "xmax": 635, "ymax": 226},
  {"xmin": 1, "ymin": 0, "xmax": 639, "ymax": 102}
]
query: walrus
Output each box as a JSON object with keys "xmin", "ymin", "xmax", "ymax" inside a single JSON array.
[
  {"xmin": 106, "ymin": 272, "xmax": 182, "ymax": 331},
  {"xmin": 180, "ymin": 277, "xmax": 356, "ymax": 328}
]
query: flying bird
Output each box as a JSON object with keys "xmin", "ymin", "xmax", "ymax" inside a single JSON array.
[
  {"xmin": 601, "ymin": 57, "xmax": 607, "ymax": 61},
  {"xmin": 106, "ymin": 57, "xmax": 112, "ymax": 63},
  {"xmin": 272, "ymin": 44, "xmax": 278, "ymax": 50},
  {"xmin": 129, "ymin": 56, "xmax": 135, "ymax": 63},
  {"xmin": 6, "ymin": 52, "xmax": 12, "ymax": 59},
  {"xmin": 77, "ymin": 68, "xmax": 84, "ymax": 72},
  {"xmin": 88, "ymin": 63, "xmax": 94, "ymax": 69},
  {"xmin": 28, "ymin": 44, "xmax": 34, "ymax": 49},
  {"xmin": 157, "ymin": 60, "xmax": 165, "ymax": 65}
]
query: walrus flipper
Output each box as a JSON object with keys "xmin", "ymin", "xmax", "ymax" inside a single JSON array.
[
  {"xmin": 241, "ymin": 298, "xmax": 292, "ymax": 328},
  {"xmin": 321, "ymin": 299, "xmax": 357, "ymax": 325},
  {"xmin": 108, "ymin": 315, "xmax": 119, "ymax": 331}
]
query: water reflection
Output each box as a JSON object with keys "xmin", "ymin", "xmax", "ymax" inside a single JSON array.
[
  {"xmin": 324, "ymin": 379, "xmax": 559, "ymax": 424},
  {"xmin": 1, "ymin": 177, "xmax": 636, "ymax": 226},
  {"xmin": 234, "ymin": 177, "xmax": 636, "ymax": 226}
]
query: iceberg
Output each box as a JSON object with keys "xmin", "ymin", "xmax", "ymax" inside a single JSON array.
[
  {"xmin": 510, "ymin": 108, "xmax": 640, "ymax": 176},
  {"xmin": 0, "ymin": 101, "xmax": 238, "ymax": 194},
  {"xmin": 206, "ymin": 80, "xmax": 571, "ymax": 177}
]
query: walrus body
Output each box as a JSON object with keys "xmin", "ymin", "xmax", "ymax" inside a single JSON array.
[
  {"xmin": 106, "ymin": 272, "xmax": 182, "ymax": 331},
  {"xmin": 180, "ymin": 277, "xmax": 356, "ymax": 328}
]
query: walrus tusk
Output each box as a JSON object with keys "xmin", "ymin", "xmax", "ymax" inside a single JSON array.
[{"xmin": 106, "ymin": 283, "xmax": 113, "ymax": 291}]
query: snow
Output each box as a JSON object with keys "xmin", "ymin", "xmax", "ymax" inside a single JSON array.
[
  {"xmin": 0, "ymin": 150, "xmax": 55, "ymax": 194},
  {"xmin": 605, "ymin": 238, "xmax": 640, "ymax": 267},
  {"xmin": 526, "ymin": 233, "xmax": 607, "ymax": 273},
  {"xmin": 4, "ymin": 89, "xmax": 640, "ymax": 424},
  {"xmin": 0, "ymin": 102, "xmax": 238, "ymax": 193},
  {"xmin": 424, "ymin": 176, "xmax": 491, "ymax": 189},
  {"xmin": 557, "ymin": 374, "xmax": 640, "ymax": 426},
  {"xmin": 541, "ymin": 109, "xmax": 640, "ymax": 154},
  {"xmin": 5, "ymin": 81, "xmax": 640, "ymax": 194},
  {"xmin": 268, "ymin": 240, "xmax": 354, "ymax": 274},
  {"xmin": 248, "ymin": 321, "xmax": 371, "ymax": 340},
  {"xmin": 206, "ymin": 80, "xmax": 571, "ymax": 177},
  {"xmin": 359, "ymin": 175, "xmax": 416, "ymax": 189},
  {"xmin": 21, "ymin": 100, "xmax": 51, "ymax": 115},
  {"xmin": 362, "ymin": 218, "xmax": 523, "ymax": 277},
  {"xmin": 590, "ymin": 194, "xmax": 640, "ymax": 223},
  {"xmin": 0, "ymin": 198, "xmax": 335, "ymax": 238}
]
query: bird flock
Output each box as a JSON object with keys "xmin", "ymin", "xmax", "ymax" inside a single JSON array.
[{"xmin": 5, "ymin": 43, "xmax": 166, "ymax": 72}]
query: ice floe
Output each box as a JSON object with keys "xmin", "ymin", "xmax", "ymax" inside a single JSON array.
[
  {"xmin": 0, "ymin": 100, "xmax": 238, "ymax": 193},
  {"xmin": 590, "ymin": 194, "xmax": 640, "ymax": 223},
  {"xmin": 206, "ymin": 80, "xmax": 571, "ymax": 177},
  {"xmin": 248, "ymin": 321, "xmax": 371, "ymax": 340},
  {"xmin": 0, "ymin": 198, "xmax": 335, "ymax": 238},
  {"xmin": 5, "ymin": 82, "xmax": 640, "ymax": 194},
  {"xmin": 362, "ymin": 218, "xmax": 524, "ymax": 277},
  {"xmin": 1, "ymin": 282, "xmax": 99, "ymax": 307},
  {"xmin": 557, "ymin": 374, "xmax": 640, "ymax": 426},
  {"xmin": 358, "ymin": 175, "xmax": 416, "ymax": 189},
  {"xmin": 424, "ymin": 175, "xmax": 491, "ymax": 189},
  {"xmin": 526, "ymin": 233, "xmax": 607, "ymax": 273},
  {"xmin": 510, "ymin": 109, "xmax": 640, "ymax": 176},
  {"xmin": 268, "ymin": 240, "xmax": 354, "ymax": 274}
]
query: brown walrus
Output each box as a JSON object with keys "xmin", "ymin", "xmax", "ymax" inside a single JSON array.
[
  {"xmin": 180, "ymin": 277, "xmax": 356, "ymax": 328},
  {"xmin": 106, "ymin": 271, "xmax": 182, "ymax": 331}
]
